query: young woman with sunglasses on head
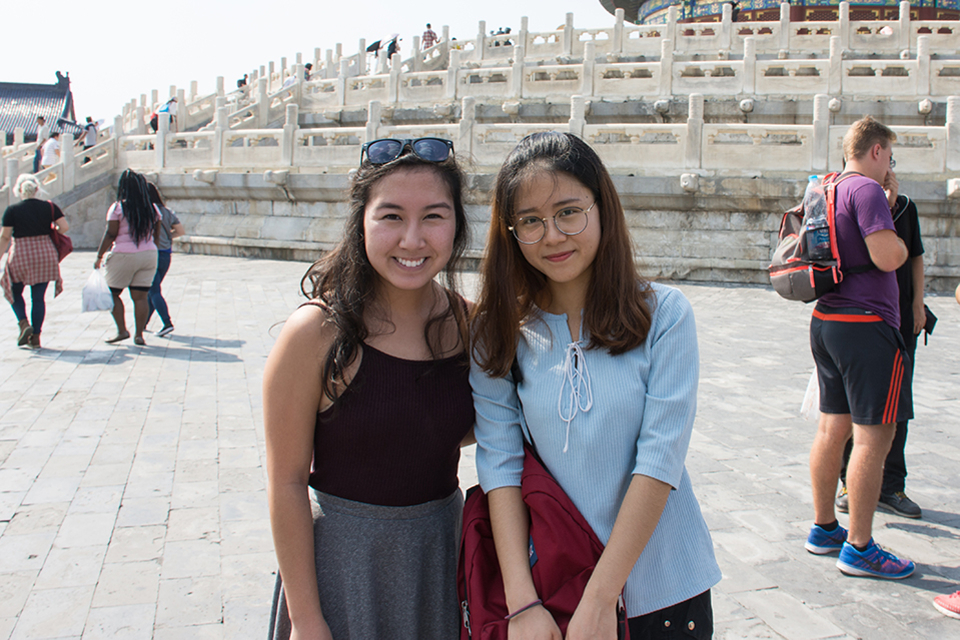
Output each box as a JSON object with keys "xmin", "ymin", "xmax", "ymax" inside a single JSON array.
[
  {"xmin": 470, "ymin": 133, "xmax": 721, "ymax": 640},
  {"xmin": 264, "ymin": 137, "xmax": 474, "ymax": 640}
]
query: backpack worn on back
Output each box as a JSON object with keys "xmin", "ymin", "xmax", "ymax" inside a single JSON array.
[
  {"xmin": 769, "ymin": 172, "xmax": 873, "ymax": 302},
  {"xmin": 458, "ymin": 445, "xmax": 628, "ymax": 639}
]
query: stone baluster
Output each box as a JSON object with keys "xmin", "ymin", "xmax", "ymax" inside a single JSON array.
[
  {"xmin": 6, "ymin": 158, "xmax": 19, "ymax": 190},
  {"xmin": 140, "ymin": 94, "xmax": 147, "ymax": 107},
  {"xmin": 325, "ymin": 50, "xmax": 334, "ymax": 79},
  {"xmin": 563, "ymin": 13, "xmax": 574, "ymax": 56},
  {"xmin": 389, "ymin": 53, "xmax": 401, "ymax": 103},
  {"xmin": 213, "ymin": 106, "xmax": 228, "ymax": 166},
  {"xmin": 190, "ymin": 80, "xmax": 198, "ymax": 103},
  {"xmin": 269, "ymin": 61, "xmax": 276, "ymax": 91},
  {"xmin": 412, "ymin": 36, "xmax": 422, "ymax": 72},
  {"xmin": 177, "ymin": 89, "xmax": 186, "ymax": 132},
  {"xmin": 899, "ymin": 2, "xmax": 911, "ymax": 52},
  {"xmin": 743, "ymin": 37, "xmax": 757, "ymax": 95},
  {"xmin": 296, "ymin": 52, "xmax": 302, "ymax": 65},
  {"xmin": 338, "ymin": 59, "xmax": 349, "ymax": 106},
  {"xmin": 569, "ymin": 95, "xmax": 586, "ymax": 138},
  {"xmin": 259, "ymin": 65, "xmax": 266, "ymax": 84},
  {"xmin": 447, "ymin": 49, "xmax": 461, "ymax": 100},
  {"xmin": 829, "ymin": 36, "xmax": 843, "ymax": 95},
  {"xmin": 519, "ymin": 17, "xmax": 528, "ymax": 55},
  {"xmin": 458, "ymin": 96, "xmax": 476, "ymax": 158},
  {"xmin": 282, "ymin": 104, "xmax": 298, "ymax": 166},
  {"xmin": 685, "ymin": 94, "xmax": 704, "ymax": 169},
  {"xmin": 258, "ymin": 78, "xmax": 269, "ymax": 125},
  {"xmin": 511, "ymin": 45, "xmax": 525, "ymax": 99},
  {"xmin": 666, "ymin": 6, "xmax": 678, "ymax": 53},
  {"xmin": 356, "ymin": 40, "xmax": 366, "ymax": 76},
  {"xmin": 478, "ymin": 21, "xmax": 487, "ymax": 61},
  {"xmin": 136, "ymin": 106, "xmax": 146, "ymax": 135},
  {"xmin": 813, "ymin": 94, "xmax": 830, "ymax": 172},
  {"xmin": 721, "ymin": 3, "xmax": 733, "ymax": 52},
  {"xmin": 281, "ymin": 57, "xmax": 288, "ymax": 80},
  {"xmin": 156, "ymin": 113, "xmax": 168, "ymax": 169},
  {"xmin": 659, "ymin": 38, "xmax": 674, "ymax": 97},
  {"xmin": 151, "ymin": 89, "xmax": 159, "ymax": 110},
  {"xmin": 169, "ymin": 85, "xmax": 177, "ymax": 99},
  {"xmin": 366, "ymin": 100, "xmax": 382, "ymax": 142},
  {"xmin": 13, "ymin": 129, "xmax": 23, "ymax": 147},
  {"xmin": 440, "ymin": 26, "xmax": 451, "ymax": 64},
  {"xmin": 581, "ymin": 42, "xmax": 595, "ymax": 98},
  {"xmin": 839, "ymin": 2, "xmax": 850, "ymax": 51},
  {"xmin": 314, "ymin": 48, "xmax": 321, "ymax": 68},
  {"xmin": 780, "ymin": 3, "xmax": 790, "ymax": 52},
  {"xmin": 947, "ymin": 96, "xmax": 960, "ymax": 171},
  {"xmin": 217, "ymin": 76, "xmax": 224, "ymax": 98},
  {"xmin": 613, "ymin": 9, "xmax": 624, "ymax": 54},
  {"xmin": 917, "ymin": 35, "xmax": 930, "ymax": 97},
  {"xmin": 0, "ymin": 155, "xmax": 5, "ymax": 188}
]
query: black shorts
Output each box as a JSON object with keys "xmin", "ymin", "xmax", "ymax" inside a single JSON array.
[
  {"xmin": 810, "ymin": 305, "xmax": 913, "ymax": 425},
  {"xmin": 627, "ymin": 590, "xmax": 712, "ymax": 639}
]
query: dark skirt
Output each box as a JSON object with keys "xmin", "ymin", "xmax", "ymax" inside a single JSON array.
[{"xmin": 268, "ymin": 488, "xmax": 463, "ymax": 640}]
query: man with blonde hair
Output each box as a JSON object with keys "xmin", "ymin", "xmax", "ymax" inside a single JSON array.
[{"xmin": 804, "ymin": 116, "xmax": 915, "ymax": 579}]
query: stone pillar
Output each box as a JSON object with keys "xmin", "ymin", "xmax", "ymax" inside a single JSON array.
[
  {"xmin": 296, "ymin": 52, "xmax": 303, "ymax": 64},
  {"xmin": 314, "ymin": 48, "xmax": 321, "ymax": 66},
  {"xmin": 721, "ymin": 4, "xmax": 733, "ymax": 52},
  {"xmin": 213, "ymin": 106, "xmax": 228, "ymax": 166},
  {"xmin": 947, "ymin": 96, "xmax": 960, "ymax": 171},
  {"xmin": 839, "ymin": 2, "xmax": 850, "ymax": 51},
  {"xmin": 190, "ymin": 80, "xmax": 198, "ymax": 102},
  {"xmin": 135, "ymin": 106, "xmax": 145, "ymax": 135},
  {"xmin": 917, "ymin": 35, "xmax": 930, "ymax": 97},
  {"xmin": 829, "ymin": 36, "xmax": 843, "ymax": 95},
  {"xmin": 281, "ymin": 57, "xmax": 288, "ymax": 80},
  {"xmin": 282, "ymin": 104, "xmax": 298, "ymax": 166},
  {"xmin": 13, "ymin": 128, "xmax": 23, "ymax": 147},
  {"xmin": 441, "ymin": 25, "xmax": 451, "ymax": 63},
  {"xmin": 458, "ymin": 96, "xmax": 476, "ymax": 158},
  {"xmin": 412, "ymin": 36, "xmax": 422, "ymax": 73},
  {"xmin": 216, "ymin": 96, "xmax": 226, "ymax": 110},
  {"xmin": 258, "ymin": 78, "xmax": 269, "ymax": 125},
  {"xmin": 216, "ymin": 76, "xmax": 225, "ymax": 98},
  {"xmin": 813, "ymin": 94, "xmax": 830, "ymax": 172},
  {"xmin": 519, "ymin": 17, "xmax": 529, "ymax": 55},
  {"xmin": 156, "ymin": 113, "xmax": 168, "ymax": 168},
  {"xmin": 325, "ymin": 49, "xmax": 334, "ymax": 79},
  {"xmin": 169, "ymin": 85, "xmax": 177, "ymax": 99},
  {"xmin": 685, "ymin": 94, "xmax": 704, "ymax": 169},
  {"xmin": 569, "ymin": 95, "xmax": 586, "ymax": 138},
  {"xmin": 744, "ymin": 37, "xmax": 757, "ymax": 94},
  {"xmin": 388, "ymin": 54, "xmax": 401, "ymax": 103},
  {"xmin": 140, "ymin": 94, "xmax": 147, "ymax": 107},
  {"xmin": 269, "ymin": 61, "xmax": 276, "ymax": 91},
  {"xmin": 0, "ymin": 156, "xmax": 5, "ymax": 188},
  {"xmin": 176, "ymin": 89, "xmax": 185, "ymax": 132},
  {"xmin": 478, "ymin": 21, "xmax": 486, "ymax": 61},
  {"xmin": 563, "ymin": 13, "xmax": 574, "ymax": 56},
  {"xmin": 614, "ymin": 8, "xmax": 624, "ymax": 54},
  {"xmin": 338, "ymin": 59, "xmax": 349, "ymax": 106},
  {"xmin": 659, "ymin": 39, "xmax": 674, "ymax": 97},
  {"xmin": 358, "ymin": 40, "xmax": 367, "ymax": 76},
  {"xmin": 447, "ymin": 49, "xmax": 461, "ymax": 100},
  {"xmin": 666, "ymin": 6, "xmax": 678, "ymax": 52},
  {"xmin": 6, "ymin": 158, "xmax": 19, "ymax": 190},
  {"xmin": 151, "ymin": 89, "xmax": 159, "ymax": 109},
  {"xmin": 780, "ymin": 3, "xmax": 790, "ymax": 52},
  {"xmin": 899, "ymin": 1, "xmax": 911, "ymax": 52},
  {"xmin": 366, "ymin": 100, "xmax": 382, "ymax": 142},
  {"xmin": 511, "ymin": 46, "xmax": 525, "ymax": 99},
  {"xmin": 581, "ymin": 42, "xmax": 595, "ymax": 98},
  {"xmin": 62, "ymin": 134, "xmax": 75, "ymax": 188}
]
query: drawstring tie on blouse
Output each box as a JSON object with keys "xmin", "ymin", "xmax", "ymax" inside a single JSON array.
[{"xmin": 558, "ymin": 341, "xmax": 592, "ymax": 453}]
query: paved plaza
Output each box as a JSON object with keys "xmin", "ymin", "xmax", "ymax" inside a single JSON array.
[{"xmin": 0, "ymin": 251, "xmax": 958, "ymax": 639}]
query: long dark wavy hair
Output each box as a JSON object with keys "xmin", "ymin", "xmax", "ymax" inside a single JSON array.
[
  {"xmin": 116, "ymin": 170, "xmax": 156, "ymax": 245},
  {"xmin": 472, "ymin": 132, "xmax": 654, "ymax": 377},
  {"xmin": 302, "ymin": 150, "xmax": 470, "ymax": 405}
]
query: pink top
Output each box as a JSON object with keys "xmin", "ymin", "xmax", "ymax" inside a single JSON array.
[{"xmin": 106, "ymin": 202, "xmax": 159, "ymax": 253}]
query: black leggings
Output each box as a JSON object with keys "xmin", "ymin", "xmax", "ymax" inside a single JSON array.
[
  {"xmin": 10, "ymin": 282, "xmax": 48, "ymax": 334},
  {"xmin": 627, "ymin": 590, "xmax": 712, "ymax": 639}
]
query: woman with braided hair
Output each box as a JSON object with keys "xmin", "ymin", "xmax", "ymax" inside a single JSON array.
[{"xmin": 95, "ymin": 169, "xmax": 160, "ymax": 345}]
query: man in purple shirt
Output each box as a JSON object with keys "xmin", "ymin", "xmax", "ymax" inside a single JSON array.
[{"xmin": 804, "ymin": 117, "xmax": 914, "ymax": 580}]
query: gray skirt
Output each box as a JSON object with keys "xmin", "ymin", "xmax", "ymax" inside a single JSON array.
[{"xmin": 268, "ymin": 488, "xmax": 463, "ymax": 640}]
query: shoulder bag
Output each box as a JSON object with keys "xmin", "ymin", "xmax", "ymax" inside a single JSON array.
[{"xmin": 48, "ymin": 202, "xmax": 72, "ymax": 262}]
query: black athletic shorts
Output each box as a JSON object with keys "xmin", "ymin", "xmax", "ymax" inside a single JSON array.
[{"xmin": 810, "ymin": 305, "xmax": 913, "ymax": 425}]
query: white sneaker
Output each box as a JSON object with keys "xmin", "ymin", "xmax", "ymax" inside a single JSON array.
[{"xmin": 156, "ymin": 325, "xmax": 174, "ymax": 337}]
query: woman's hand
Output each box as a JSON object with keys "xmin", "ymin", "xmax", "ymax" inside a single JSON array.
[
  {"xmin": 290, "ymin": 615, "xmax": 334, "ymax": 640},
  {"xmin": 507, "ymin": 603, "xmax": 562, "ymax": 640},
  {"xmin": 565, "ymin": 593, "xmax": 618, "ymax": 640}
]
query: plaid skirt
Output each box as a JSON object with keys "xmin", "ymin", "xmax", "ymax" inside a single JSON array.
[{"xmin": 1, "ymin": 235, "xmax": 63, "ymax": 305}]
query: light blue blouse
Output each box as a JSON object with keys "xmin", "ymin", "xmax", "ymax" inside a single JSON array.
[{"xmin": 471, "ymin": 282, "xmax": 721, "ymax": 617}]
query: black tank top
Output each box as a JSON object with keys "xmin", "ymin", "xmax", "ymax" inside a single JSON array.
[{"xmin": 309, "ymin": 343, "xmax": 474, "ymax": 506}]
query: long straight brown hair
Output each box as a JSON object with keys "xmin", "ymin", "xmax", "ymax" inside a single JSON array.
[{"xmin": 472, "ymin": 132, "xmax": 654, "ymax": 377}]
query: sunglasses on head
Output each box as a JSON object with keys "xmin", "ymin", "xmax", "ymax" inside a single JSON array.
[{"xmin": 360, "ymin": 137, "xmax": 454, "ymax": 165}]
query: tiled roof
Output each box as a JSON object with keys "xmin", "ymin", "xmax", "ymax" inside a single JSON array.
[{"xmin": 0, "ymin": 72, "xmax": 78, "ymax": 144}]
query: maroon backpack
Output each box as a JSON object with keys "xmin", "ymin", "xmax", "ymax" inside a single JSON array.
[{"xmin": 458, "ymin": 445, "xmax": 628, "ymax": 639}]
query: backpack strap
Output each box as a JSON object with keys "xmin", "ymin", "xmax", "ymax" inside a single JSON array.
[{"xmin": 822, "ymin": 172, "xmax": 876, "ymax": 276}]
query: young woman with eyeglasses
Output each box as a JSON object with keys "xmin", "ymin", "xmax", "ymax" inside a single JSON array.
[
  {"xmin": 470, "ymin": 133, "xmax": 721, "ymax": 640},
  {"xmin": 264, "ymin": 138, "xmax": 474, "ymax": 640}
]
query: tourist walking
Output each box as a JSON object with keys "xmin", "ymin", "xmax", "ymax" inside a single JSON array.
[
  {"xmin": 33, "ymin": 116, "xmax": 51, "ymax": 173},
  {"xmin": 145, "ymin": 183, "xmax": 184, "ymax": 337},
  {"xmin": 40, "ymin": 131, "xmax": 61, "ymax": 169},
  {"xmin": 422, "ymin": 23, "xmax": 438, "ymax": 49},
  {"xmin": 0, "ymin": 175, "xmax": 67, "ymax": 349},
  {"xmin": 805, "ymin": 117, "xmax": 914, "ymax": 580},
  {"xmin": 264, "ymin": 136, "xmax": 472, "ymax": 640},
  {"xmin": 470, "ymin": 132, "xmax": 720, "ymax": 639},
  {"xmin": 94, "ymin": 170, "xmax": 160, "ymax": 346}
]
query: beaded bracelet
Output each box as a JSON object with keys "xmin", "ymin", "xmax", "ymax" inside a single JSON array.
[{"xmin": 504, "ymin": 599, "xmax": 543, "ymax": 620}]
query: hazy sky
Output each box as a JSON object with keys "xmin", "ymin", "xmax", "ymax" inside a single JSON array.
[{"xmin": 2, "ymin": 0, "xmax": 616, "ymax": 125}]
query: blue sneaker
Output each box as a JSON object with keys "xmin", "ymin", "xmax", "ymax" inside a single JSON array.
[
  {"xmin": 805, "ymin": 523, "xmax": 848, "ymax": 555},
  {"xmin": 836, "ymin": 539, "xmax": 915, "ymax": 579}
]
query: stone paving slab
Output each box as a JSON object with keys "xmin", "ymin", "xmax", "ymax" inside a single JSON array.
[{"xmin": 0, "ymin": 251, "xmax": 958, "ymax": 639}]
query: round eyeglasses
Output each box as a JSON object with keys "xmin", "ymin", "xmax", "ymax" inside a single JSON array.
[
  {"xmin": 360, "ymin": 137, "xmax": 453, "ymax": 165},
  {"xmin": 508, "ymin": 202, "xmax": 595, "ymax": 245},
  {"xmin": 889, "ymin": 156, "xmax": 896, "ymax": 169}
]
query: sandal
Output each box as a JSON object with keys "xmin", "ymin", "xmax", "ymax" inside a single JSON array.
[
  {"xmin": 133, "ymin": 336, "xmax": 146, "ymax": 346},
  {"xmin": 105, "ymin": 332, "xmax": 130, "ymax": 344}
]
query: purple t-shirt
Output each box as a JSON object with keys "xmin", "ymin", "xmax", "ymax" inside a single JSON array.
[{"xmin": 818, "ymin": 174, "xmax": 899, "ymax": 328}]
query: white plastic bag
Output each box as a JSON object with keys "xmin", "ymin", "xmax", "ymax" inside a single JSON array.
[
  {"xmin": 800, "ymin": 367, "xmax": 821, "ymax": 421},
  {"xmin": 81, "ymin": 269, "xmax": 114, "ymax": 312}
]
